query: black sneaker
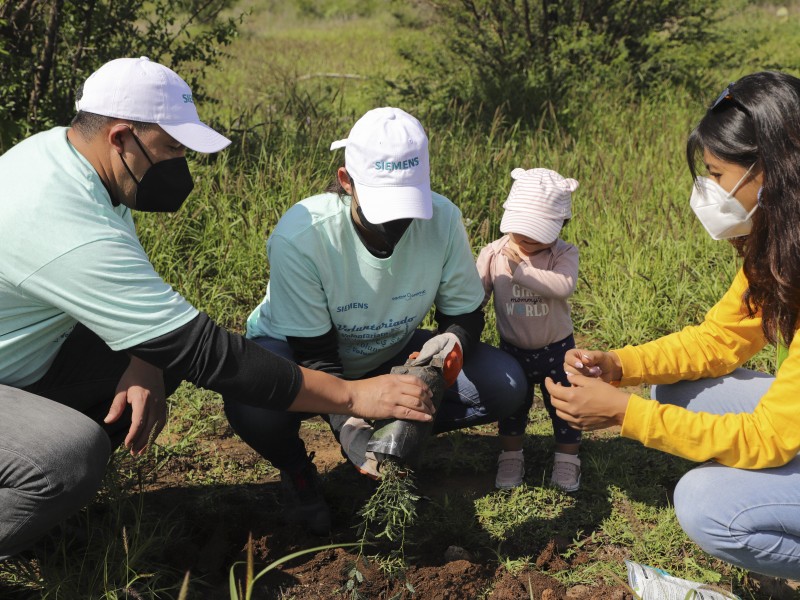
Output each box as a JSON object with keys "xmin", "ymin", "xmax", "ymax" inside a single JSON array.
[{"xmin": 279, "ymin": 452, "xmax": 331, "ymax": 536}]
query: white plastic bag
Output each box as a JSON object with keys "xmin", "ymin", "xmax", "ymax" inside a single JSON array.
[{"xmin": 625, "ymin": 560, "xmax": 740, "ymax": 600}]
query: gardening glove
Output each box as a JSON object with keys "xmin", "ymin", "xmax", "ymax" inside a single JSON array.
[{"xmin": 408, "ymin": 332, "xmax": 463, "ymax": 387}]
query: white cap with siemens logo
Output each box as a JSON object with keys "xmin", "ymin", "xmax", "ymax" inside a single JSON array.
[
  {"xmin": 75, "ymin": 56, "xmax": 230, "ymax": 153},
  {"xmin": 330, "ymin": 107, "xmax": 432, "ymax": 224}
]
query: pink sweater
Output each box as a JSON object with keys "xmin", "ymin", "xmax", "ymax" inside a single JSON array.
[{"xmin": 476, "ymin": 236, "xmax": 578, "ymax": 350}]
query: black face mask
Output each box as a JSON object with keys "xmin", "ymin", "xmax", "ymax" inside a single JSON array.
[
  {"xmin": 118, "ymin": 131, "xmax": 194, "ymax": 213},
  {"xmin": 355, "ymin": 204, "xmax": 413, "ymax": 251}
]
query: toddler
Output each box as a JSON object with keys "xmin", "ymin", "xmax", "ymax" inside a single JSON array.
[{"xmin": 476, "ymin": 168, "xmax": 582, "ymax": 491}]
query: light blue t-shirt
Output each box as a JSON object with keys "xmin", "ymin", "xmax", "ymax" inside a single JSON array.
[
  {"xmin": 246, "ymin": 192, "xmax": 484, "ymax": 378},
  {"xmin": 0, "ymin": 127, "xmax": 198, "ymax": 387}
]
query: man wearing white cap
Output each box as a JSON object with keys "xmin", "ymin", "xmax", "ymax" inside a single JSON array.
[
  {"xmin": 244, "ymin": 107, "xmax": 527, "ymax": 516},
  {"xmin": 0, "ymin": 59, "xmax": 435, "ymax": 558}
]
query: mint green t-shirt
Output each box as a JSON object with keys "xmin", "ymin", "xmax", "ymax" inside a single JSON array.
[
  {"xmin": 246, "ymin": 192, "xmax": 483, "ymax": 378},
  {"xmin": 0, "ymin": 127, "xmax": 198, "ymax": 387}
]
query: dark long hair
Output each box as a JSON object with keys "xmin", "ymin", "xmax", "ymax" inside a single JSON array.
[{"xmin": 687, "ymin": 71, "xmax": 800, "ymax": 346}]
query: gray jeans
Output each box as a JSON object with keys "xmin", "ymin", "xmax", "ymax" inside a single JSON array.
[
  {"xmin": 0, "ymin": 385, "xmax": 110, "ymax": 561},
  {"xmin": 0, "ymin": 323, "xmax": 176, "ymax": 561}
]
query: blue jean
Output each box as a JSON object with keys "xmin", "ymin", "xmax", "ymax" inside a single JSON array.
[
  {"xmin": 498, "ymin": 335, "xmax": 582, "ymax": 445},
  {"xmin": 654, "ymin": 368, "xmax": 800, "ymax": 578},
  {"xmin": 224, "ymin": 329, "xmax": 527, "ymax": 470}
]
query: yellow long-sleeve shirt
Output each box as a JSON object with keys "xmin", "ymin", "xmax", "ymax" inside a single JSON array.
[{"xmin": 616, "ymin": 268, "xmax": 800, "ymax": 469}]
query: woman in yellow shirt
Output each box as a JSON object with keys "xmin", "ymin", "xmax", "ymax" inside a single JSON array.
[{"xmin": 546, "ymin": 71, "xmax": 800, "ymax": 579}]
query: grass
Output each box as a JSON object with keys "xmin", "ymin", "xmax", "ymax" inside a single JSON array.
[
  {"xmin": 0, "ymin": 459, "xmax": 184, "ymax": 599},
  {"xmin": 3, "ymin": 0, "xmax": 800, "ymax": 598}
]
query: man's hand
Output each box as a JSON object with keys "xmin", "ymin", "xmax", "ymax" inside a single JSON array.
[
  {"xmin": 105, "ymin": 357, "xmax": 167, "ymax": 455},
  {"xmin": 347, "ymin": 374, "xmax": 435, "ymax": 421},
  {"xmin": 408, "ymin": 332, "xmax": 463, "ymax": 386},
  {"xmin": 545, "ymin": 372, "xmax": 630, "ymax": 431}
]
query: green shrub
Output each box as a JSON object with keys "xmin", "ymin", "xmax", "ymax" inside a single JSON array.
[
  {"xmin": 0, "ymin": 0, "xmax": 243, "ymax": 152},
  {"xmin": 392, "ymin": 0, "xmax": 722, "ymax": 127}
]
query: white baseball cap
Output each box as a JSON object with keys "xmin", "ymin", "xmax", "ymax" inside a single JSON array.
[
  {"xmin": 330, "ymin": 107, "xmax": 432, "ymax": 224},
  {"xmin": 500, "ymin": 168, "xmax": 579, "ymax": 244},
  {"xmin": 75, "ymin": 57, "xmax": 231, "ymax": 153}
]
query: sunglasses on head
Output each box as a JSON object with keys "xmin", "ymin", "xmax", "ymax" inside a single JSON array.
[{"xmin": 710, "ymin": 82, "xmax": 746, "ymax": 112}]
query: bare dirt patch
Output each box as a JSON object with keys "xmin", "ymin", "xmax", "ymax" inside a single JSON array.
[{"xmin": 136, "ymin": 417, "xmax": 640, "ymax": 599}]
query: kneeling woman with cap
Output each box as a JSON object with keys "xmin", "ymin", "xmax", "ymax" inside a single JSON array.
[{"xmin": 236, "ymin": 107, "xmax": 527, "ymax": 534}]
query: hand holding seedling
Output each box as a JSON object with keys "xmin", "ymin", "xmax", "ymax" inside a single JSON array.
[
  {"xmin": 106, "ymin": 356, "xmax": 167, "ymax": 455},
  {"xmin": 545, "ymin": 372, "xmax": 630, "ymax": 431}
]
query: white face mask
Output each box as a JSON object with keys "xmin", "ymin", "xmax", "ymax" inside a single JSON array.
[{"xmin": 689, "ymin": 164, "xmax": 757, "ymax": 240}]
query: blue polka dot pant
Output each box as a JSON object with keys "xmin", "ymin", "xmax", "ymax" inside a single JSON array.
[{"xmin": 498, "ymin": 334, "xmax": 581, "ymax": 444}]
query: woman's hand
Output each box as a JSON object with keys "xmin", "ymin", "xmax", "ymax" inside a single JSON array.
[
  {"xmin": 347, "ymin": 374, "xmax": 435, "ymax": 422},
  {"xmin": 564, "ymin": 348, "xmax": 623, "ymax": 384},
  {"xmin": 105, "ymin": 357, "xmax": 167, "ymax": 455},
  {"xmin": 545, "ymin": 373, "xmax": 630, "ymax": 431}
]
